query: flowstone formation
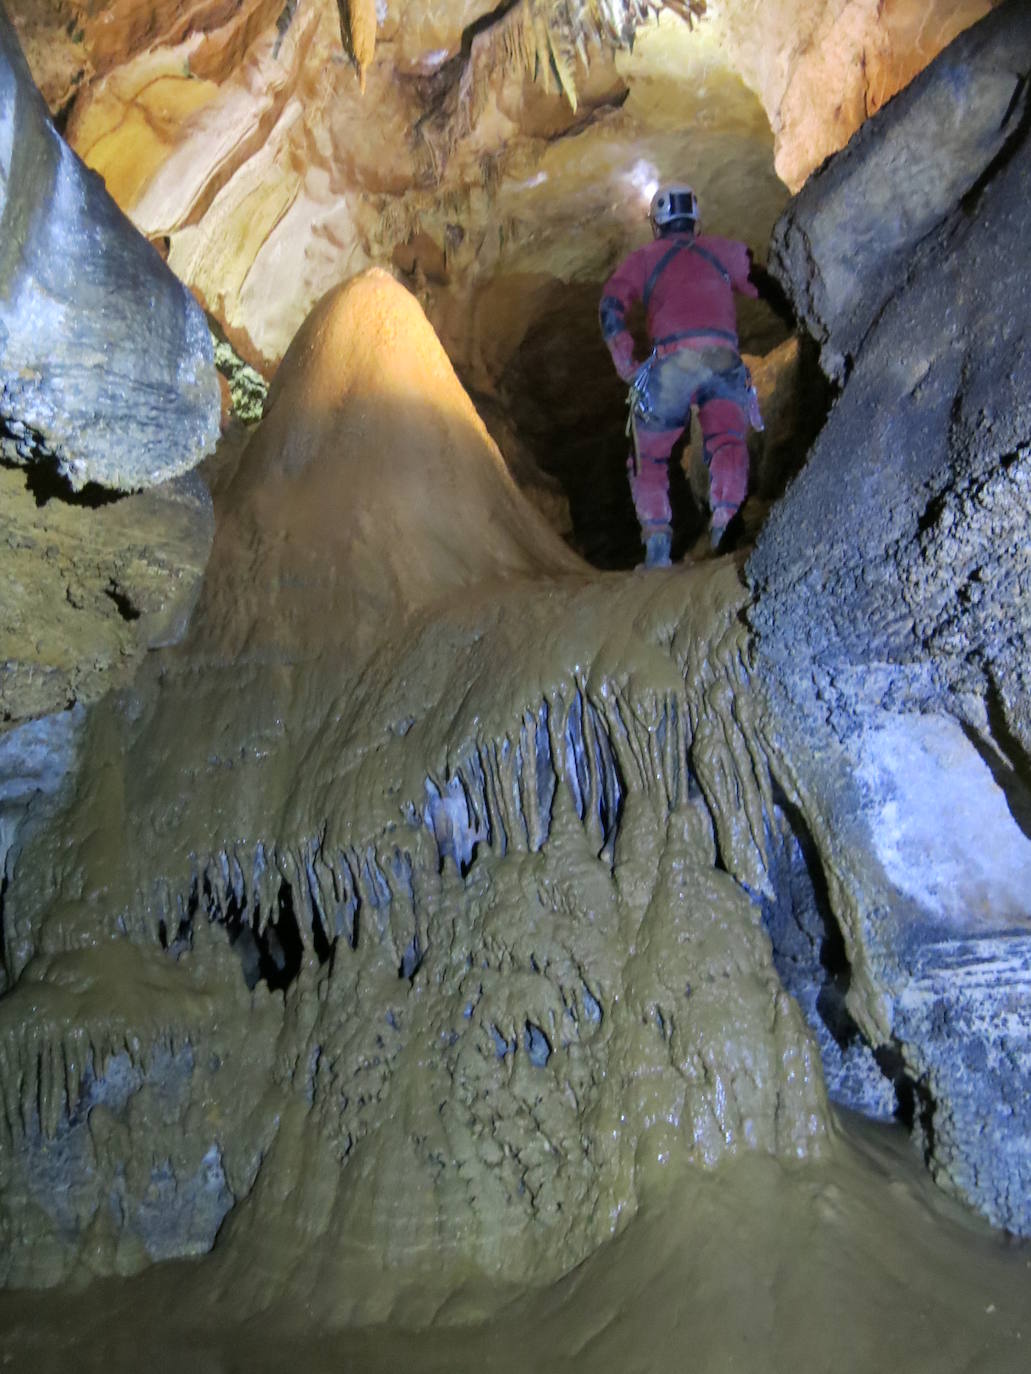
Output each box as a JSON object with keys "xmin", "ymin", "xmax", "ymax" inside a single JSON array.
[
  {"xmin": 0, "ymin": 9, "xmax": 220, "ymax": 492},
  {"xmin": 0, "ymin": 270, "xmax": 828, "ymax": 1299},
  {"xmin": 751, "ymin": 0, "xmax": 1031, "ymax": 1233}
]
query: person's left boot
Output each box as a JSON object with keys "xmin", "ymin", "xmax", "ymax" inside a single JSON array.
[
  {"xmin": 709, "ymin": 514, "xmax": 732, "ymax": 551},
  {"xmin": 641, "ymin": 530, "xmax": 672, "ymax": 569}
]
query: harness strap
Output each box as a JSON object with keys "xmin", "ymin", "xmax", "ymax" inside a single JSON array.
[
  {"xmin": 642, "ymin": 240, "xmax": 691, "ymax": 310},
  {"xmin": 654, "ymin": 327, "xmax": 738, "ymax": 349},
  {"xmin": 686, "ymin": 241, "xmax": 732, "ymax": 283},
  {"xmin": 599, "ymin": 294, "xmax": 627, "ymax": 341}
]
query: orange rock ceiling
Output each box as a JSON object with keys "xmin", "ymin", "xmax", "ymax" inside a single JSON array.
[{"xmin": 9, "ymin": 0, "xmax": 996, "ymax": 376}]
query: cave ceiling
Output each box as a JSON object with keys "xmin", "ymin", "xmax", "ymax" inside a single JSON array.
[{"xmin": 7, "ymin": 0, "xmax": 994, "ymax": 375}]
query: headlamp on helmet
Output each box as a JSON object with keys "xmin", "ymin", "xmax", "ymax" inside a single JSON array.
[{"xmin": 649, "ymin": 184, "xmax": 698, "ymax": 236}]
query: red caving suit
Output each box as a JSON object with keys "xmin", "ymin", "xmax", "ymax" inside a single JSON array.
[{"xmin": 599, "ymin": 232, "xmax": 759, "ymax": 538}]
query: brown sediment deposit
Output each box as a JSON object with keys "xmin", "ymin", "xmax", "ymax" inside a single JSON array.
[
  {"xmin": 1, "ymin": 1115, "xmax": 1029, "ymax": 1372},
  {"xmin": 1, "ymin": 274, "xmax": 827, "ymax": 1298}
]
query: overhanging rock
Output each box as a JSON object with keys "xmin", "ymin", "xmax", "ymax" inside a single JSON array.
[
  {"xmin": 769, "ymin": 0, "xmax": 1031, "ymax": 384},
  {"xmin": 0, "ymin": 8, "xmax": 220, "ymax": 491}
]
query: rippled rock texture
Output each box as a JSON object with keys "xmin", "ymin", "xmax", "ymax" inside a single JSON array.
[
  {"xmin": 751, "ymin": 0, "xmax": 1031, "ymax": 1233},
  {"xmin": 0, "ymin": 9, "xmax": 220, "ymax": 491}
]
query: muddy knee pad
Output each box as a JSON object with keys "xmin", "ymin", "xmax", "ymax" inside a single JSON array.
[{"xmin": 699, "ymin": 398, "xmax": 749, "ymax": 513}]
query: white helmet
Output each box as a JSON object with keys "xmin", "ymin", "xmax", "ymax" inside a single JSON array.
[{"xmin": 649, "ymin": 183, "xmax": 698, "ymax": 235}]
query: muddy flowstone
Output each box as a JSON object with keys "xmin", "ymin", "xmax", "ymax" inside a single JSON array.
[
  {"xmin": 0, "ymin": 272, "xmax": 828, "ymax": 1293},
  {"xmin": 0, "ymin": 272, "xmax": 1027, "ymax": 1369}
]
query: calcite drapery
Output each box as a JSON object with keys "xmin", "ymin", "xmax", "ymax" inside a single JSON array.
[{"xmin": 0, "ymin": 271, "xmax": 827, "ymax": 1296}]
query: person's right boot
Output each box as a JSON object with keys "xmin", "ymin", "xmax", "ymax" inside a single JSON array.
[{"xmin": 641, "ymin": 530, "xmax": 672, "ymax": 569}]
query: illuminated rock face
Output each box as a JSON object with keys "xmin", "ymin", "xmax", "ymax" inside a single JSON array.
[
  {"xmin": 0, "ymin": 9, "xmax": 220, "ymax": 491},
  {"xmin": 769, "ymin": 2, "xmax": 1027, "ymax": 383},
  {"xmin": 5, "ymin": 0, "xmax": 994, "ymax": 379}
]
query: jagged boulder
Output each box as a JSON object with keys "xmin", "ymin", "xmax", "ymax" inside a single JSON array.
[
  {"xmin": 0, "ymin": 8, "xmax": 220, "ymax": 491},
  {"xmin": 750, "ymin": 0, "xmax": 1031, "ymax": 1233}
]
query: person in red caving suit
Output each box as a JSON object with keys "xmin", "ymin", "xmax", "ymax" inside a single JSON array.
[{"xmin": 600, "ymin": 183, "xmax": 764, "ymax": 567}]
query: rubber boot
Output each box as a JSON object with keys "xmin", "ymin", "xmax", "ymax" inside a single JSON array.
[
  {"xmin": 709, "ymin": 504, "xmax": 736, "ymax": 552},
  {"xmin": 641, "ymin": 530, "xmax": 672, "ymax": 569}
]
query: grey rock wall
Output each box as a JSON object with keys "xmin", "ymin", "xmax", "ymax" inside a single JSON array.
[
  {"xmin": 769, "ymin": 0, "xmax": 1031, "ymax": 384},
  {"xmin": 750, "ymin": 0, "xmax": 1031, "ymax": 1234},
  {"xmin": 0, "ymin": 6, "xmax": 220, "ymax": 492}
]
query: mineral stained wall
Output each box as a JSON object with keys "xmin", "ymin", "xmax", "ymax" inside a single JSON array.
[
  {"xmin": 2, "ymin": 0, "xmax": 989, "ymax": 381},
  {"xmin": 0, "ymin": 466, "xmax": 215, "ymax": 730}
]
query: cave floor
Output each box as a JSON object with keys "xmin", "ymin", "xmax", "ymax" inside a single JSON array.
[{"xmin": 1, "ymin": 1111, "xmax": 1027, "ymax": 1374}]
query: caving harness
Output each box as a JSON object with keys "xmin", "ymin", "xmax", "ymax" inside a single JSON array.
[{"xmin": 624, "ymin": 236, "xmax": 763, "ymax": 466}]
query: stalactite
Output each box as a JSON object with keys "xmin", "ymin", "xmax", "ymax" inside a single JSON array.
[
  {"xmin": 0, "ymin": 1012, "xmax": 194, "ymax": 1150},
  {"xmin": 98, "ymin": 650, "xmax": 774, "ymax": 1001},
  {"xmin": 336, "ymin": 0, "xmax": 377, "ymax": 93}
]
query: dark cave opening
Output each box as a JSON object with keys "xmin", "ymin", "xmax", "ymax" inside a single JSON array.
[
  {"xmin": 499, "ymin": 282, "xmax": 643, "ymax": 568},
  {"xmin": 256, "ymin": 882, "xmax": 305, "ymax": 992},
  {"xmin": 103, "ymin": 580, "xmax": 141, "ymax": 622},
  {"xmin": 495, "ymin": 278, "xmax": 820, "ymax": 568},
  {"xmin": 762, "ymin": 786, "xmax": 901, "ymax": 1121},
  {"xmin": 163, "ymin": 871, "xmax": 322, "ymax": 993}
]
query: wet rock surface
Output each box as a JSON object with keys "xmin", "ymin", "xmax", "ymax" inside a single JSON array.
[
  {"xmin": 1, "ymin": 7, "xmax": 1030, "ymax": 1362},
  {"xmin": 750, "ymin": 0, "xmax": 1031, "ymax": 1232},
  {"xmin": 769, "ymin": 0, "xmax": 1031, "ymax": 383},
  {"xmin": 0, "ymin": 273, "xmax": 831, "ymax": 1298},
  {"xmin": 0, "ymin": 9, "xmax": 220, "ymax": 491},
  {"xmin": 0, "ymin": 463, "xmax": 214, "ymax": 729}
]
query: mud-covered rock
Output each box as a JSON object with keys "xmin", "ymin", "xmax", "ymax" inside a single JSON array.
[
  {"xmin": 0, "ymin": 272, "xmax": 828, "ymax": 1297},
  {"xmin": 0, "ymin": 464, "xmax": 214, "ymax": 728},
  {"xmin": 0, "ymin": 9, "xmax": 220, "ymax": 491}
]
